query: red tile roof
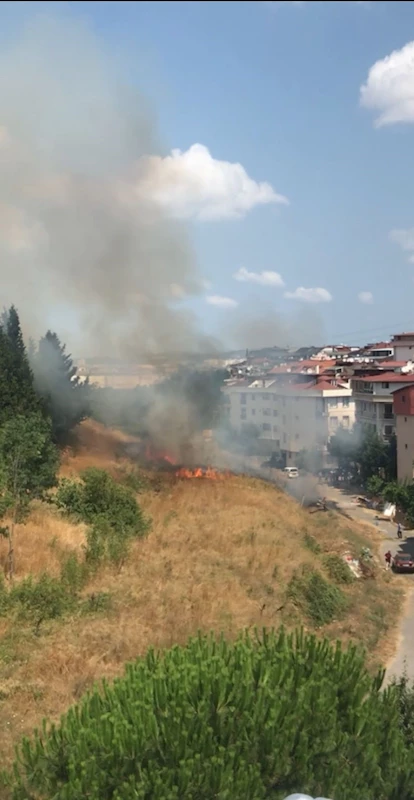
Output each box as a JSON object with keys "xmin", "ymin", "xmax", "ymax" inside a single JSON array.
[
  {"xmin": 377, "ymin": 360, "xmax": 408, "ymax": 367},
  {"xmin": 355, "ymin": 372, "xmax": 414, "ymax": 383}
]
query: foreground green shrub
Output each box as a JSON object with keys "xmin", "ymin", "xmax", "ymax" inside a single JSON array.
[
  {"xmin": 288, "ymin": 568, "xmax": 348, "ymax": 626},
  {"xmin": 5, "ymin": 629, "xmax": 413, "ymax": 800}
]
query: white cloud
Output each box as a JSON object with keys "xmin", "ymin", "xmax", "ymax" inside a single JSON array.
[
  {"xmin": 233, "ymin": 266, "xmax": 285, "ymax": 287},
  {"xmin": 360, "ymin": 41, "xmax": 414, "ymax": 127},
  {"xmin": 358, "ymin": 291, "xmax": 374, "ymax": 304},
  {"xmin": 390, "ymin": 227, "xmax": 414, "ymax": 255},
  {"xmin": 284, "ymin": 286, "xmax": 332, "ymax": 303},
  {"xmin": 138, "ymin": 144, "xmax": 288, "ymax": 221},
  {"xmin": 206, "ymin": 295, "xmax": 238, "ymax": 309}
]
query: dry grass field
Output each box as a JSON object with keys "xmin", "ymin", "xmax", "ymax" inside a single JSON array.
[{"xmin": 0, "ymin": 420, "xmax": 405, "ymax": 772}]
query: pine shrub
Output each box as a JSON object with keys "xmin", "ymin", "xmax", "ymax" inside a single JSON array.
[{"xmin": 5, "ymin": 629, "xmax": 413, "ymax": 800}]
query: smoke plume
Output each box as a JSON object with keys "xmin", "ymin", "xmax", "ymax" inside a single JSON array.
[{"xmin": 0, "ymin": 12, "xmax": 215, "ymax": 359}]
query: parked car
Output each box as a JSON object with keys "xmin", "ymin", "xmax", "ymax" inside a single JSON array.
[
  {"xmin": 283, "ymin": 467, "xmax": 299, "ymax": 479},
  {"xmin": 392, "ymin": 553, "xmax": 414, "ymax": 573}
]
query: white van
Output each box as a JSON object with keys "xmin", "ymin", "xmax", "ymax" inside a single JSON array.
[{"xmin": 283, "ymin": 467, "xmax": 299, "ymax": 479}]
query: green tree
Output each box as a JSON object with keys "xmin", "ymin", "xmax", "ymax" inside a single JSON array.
[
  {"xmin": 0, "ymin": 413, "xmax": 59, "ymax": 579},
  {"xmin": 0, "ymin": 307, "xmax": 40, "ymax": 425},
  {"xmin": 5, "ymin": 629, "xmax": 413, "ymax": 800},
  {"xmin": 33, "ymin": 330, "xmax": 90, "ymax": 445},
  {"xmin": 329, "ymin": 426, "xmax": 397, "ymax": 487}
]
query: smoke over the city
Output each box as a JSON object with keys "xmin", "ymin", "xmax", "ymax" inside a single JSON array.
[{"xmin": 0, "ymin": 12, "xmax": 216, "ymax": 359}]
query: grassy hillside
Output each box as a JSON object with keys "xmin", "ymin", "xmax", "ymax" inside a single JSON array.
[{"xmin": 0, "ymin": 420, "xmax": 404, "ymax": 771}]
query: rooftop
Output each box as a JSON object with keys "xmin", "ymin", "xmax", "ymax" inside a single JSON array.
[{"xmin": 354, "ymin": 372, "xmax": 414, "ymax": 384}]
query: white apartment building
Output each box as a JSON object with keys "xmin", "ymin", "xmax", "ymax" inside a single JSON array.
[
  {"xmin": 223, "ymin": 376, "xmax": 354, "ymax": 465},
  {"xmin": 391, "ymin": 333, "xmax": 414, "ymax": 362},
  {"xmin": 351, "ymin": 372, "xmax": 414, "ymax": 441}
]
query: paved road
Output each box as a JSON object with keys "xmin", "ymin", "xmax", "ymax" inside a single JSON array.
[{"xmin": 321, "ymin": 484, "xmax": 414, "ymax": 682}]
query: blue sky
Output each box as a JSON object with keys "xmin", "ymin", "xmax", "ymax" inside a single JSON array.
[{"xmin": 2, "ymin": 0, "xmax": 414, "ymax": 351}]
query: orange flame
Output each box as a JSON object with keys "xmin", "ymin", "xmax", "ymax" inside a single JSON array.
[
  {"xmin": 175, "ymin": 466, "xmax": 230, "ymax": 480},
  {"xmin": 145, "ymin": 443, "xmax": 176, "ymax": 465}
]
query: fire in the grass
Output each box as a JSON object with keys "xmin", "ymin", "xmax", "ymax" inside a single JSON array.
[{"xmin": 175, "ymin": 466, "xmax": 231, "ymax": 480}]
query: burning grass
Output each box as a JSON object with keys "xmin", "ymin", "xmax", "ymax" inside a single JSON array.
[{"xmin": 0, "ymin": 420, "xmax": 406, "ymax": 775}]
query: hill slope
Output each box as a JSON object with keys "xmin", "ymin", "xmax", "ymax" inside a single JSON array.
[{"xmin": 0, "ymin": 420, "xmax": 404, "ymax": 769}]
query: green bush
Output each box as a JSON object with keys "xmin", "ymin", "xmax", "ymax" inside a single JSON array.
[
  {"xmin": 60, "ymin": 553, "xmax": 88, "ymax": 594},
  {"xmin": 55, "ymin": 468, "xmax": 150, "ymax": 538},
  {"xmin": 323, "ymin": 553, "xmax": 354, "ymax": 585},
  {"xmin": 303, "ymin": 532, "xmax": 321, "ymax": 554},
  {"xmin": 9, "ymin": 574, "xmax": 76, "ymax": 620},
  {"xmin": 5, "ymin": 629, "xmax": 413, "ymax": 800},
  {"xmin": 289, "ymin": 568, "xmax": 348, "ymax": 626}
]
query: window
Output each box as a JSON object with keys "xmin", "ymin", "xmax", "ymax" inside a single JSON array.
[
  {"xmin": 343, "ymin": 416, "xmax": 350, "ymax": 428},
  {"xmin": 240, "ymin": 394, "xmax": 246, "ymax": 405},
  {"xmin": 252, "ymin": 409, "xmax": 256, "ymax": 416},
  {"xmin": 263, "ymin": 408, "xmax": 272, "ymax": 416},
  {"xmin": 272, "ymin": 394, "xmax": 277, "ymax": 401},
  {"xmin": 262, "ymin": 423, "xmax": 271, "ymax": 431},
  {"xmin": 331, "ymin": 416, "xmax": 338, "ymax": 429},
  {"xmin": 283, "ymin": 432, "xmax": 287, "ymax": 443},
  {"xmin": 329, "ymin": 398, "xmax": 338, "ymax": 408},
  {"xmin": 273, "ymin": 410, "xmax": 278, "ymax": 417},
  {"xmin": 343, "ymin": 397, "xmax": 350, "ymax": 407},
  {"xmin": 273, "ymin": 425, "xmax": 278, "ymax": 433},
  {"xmin": 262, "ymin": 394, "xmax": 267, "ymax": 401},
  {"xmin": 402, "ymin": 395, "xmax": 406, "ymax": 403},
  {"xmin": 251, "ymin": 394, "xmax": 256, "ymax": 401},
  {"xmin": 384, "ymin": 425, "xmax": 393, "ymax": 436},
  {"xmin": 381, "ymin": 382, "xmax": 389, "ymax": 389},
  {"xmin": 241, "ymin": 408, "xmax": 246, "ymax": 420}
]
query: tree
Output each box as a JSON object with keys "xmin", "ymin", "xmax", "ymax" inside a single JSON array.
[
  {"xmin": 0, "ymin": 413, "xmax": 59, "ymax": 579},
  {"xmin": 6, "ymin": 629, "xmax": 413, "ymax": 799},
  {"xmin": 0, "ymin": 309, "xmax": 40, "ymax": 426},
  {"xmin": 329, "ymin": 426, "xmax": 397, "ymax": 487},
  {"xmin": 33, "ymin": 330, "xmax": 90, "ymax": 445}
]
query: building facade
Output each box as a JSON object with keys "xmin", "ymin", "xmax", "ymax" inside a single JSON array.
[
  {"xmin": 351, "ymin": 373, "xmax": 414, "ymax": 441},
  {"xmin": 223, "ymin": 375, "xmax": 354, "ymax": 465},
  {"xmin": 393, "ymin": 386, "xmax": 414, "ymax": 482},
  {"xmin": 391, "ymin": 333, "xmax": 414, "ymax": 362}
]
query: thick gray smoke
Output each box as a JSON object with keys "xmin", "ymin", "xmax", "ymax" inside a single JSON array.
[{"xmin": 0, "ymin": 12, "xmax": 215, "ymax": 358}]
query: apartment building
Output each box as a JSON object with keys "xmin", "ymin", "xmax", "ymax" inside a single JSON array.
[
  {"xmin": 223, "ymin": 374, "xmax": 354, "ymax": 465},
  {"xmin": 351, "ymin": 372, "xmax": 414, "ymax": 440},
  {"xmin": 391, "ymin": 333, "xmax": 414, "ymax": 362},
  {"xmin": 393, "ymin": 385, "xmax": 414, "ymax": 482}
]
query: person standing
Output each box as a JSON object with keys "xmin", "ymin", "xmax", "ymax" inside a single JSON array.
[
  {"xmin": 397, "ymin": 522, "xmax": 403, "ymax": 539},
  {"xmin": 385, "ymin": 550, "xmax": 392, "ymax": 570}
]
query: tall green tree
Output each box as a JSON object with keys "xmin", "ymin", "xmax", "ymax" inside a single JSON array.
[
  {"xmin": 0, "ymin": 306, "xmax": 40, "ymax": 425},
  {"xmin": 33, "ymin": 331, "xmax": 90, "ymax": 445},
  {"xmin": 0, "ymin": 413, "xmax": 59, "ymax": 578}
]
